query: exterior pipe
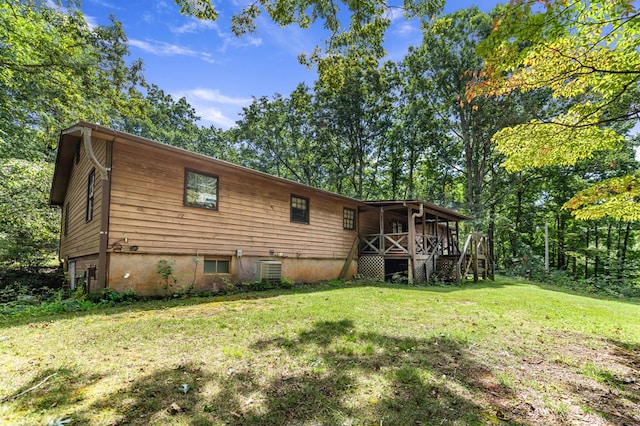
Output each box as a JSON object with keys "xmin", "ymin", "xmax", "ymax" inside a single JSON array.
[
  {"xmin": 81, "ymin": 127, "xmax": 110, "ymax": 180},
  {"xmin": 80, "ymin": 126, "xmax": 111, "ymax": 290}
]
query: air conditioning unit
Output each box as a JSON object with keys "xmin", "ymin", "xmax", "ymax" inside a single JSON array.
[{"xmin": 254, "ymin": 260, "xmax": 282, "ymax": 284}]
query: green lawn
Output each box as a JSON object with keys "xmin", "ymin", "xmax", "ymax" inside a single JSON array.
[{"xmin": 1, "ymin": 278, "xmax": 639, "ymax": 425}]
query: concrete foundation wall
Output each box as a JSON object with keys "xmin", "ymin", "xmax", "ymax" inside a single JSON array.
[{"xmin": 107, "ymin": 253, "xmax": 356, "ymax": 296}]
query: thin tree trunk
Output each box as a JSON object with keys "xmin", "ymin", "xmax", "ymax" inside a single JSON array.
[
  {"xmin": 619, "ymin": 222, "xmax": 631, "ymax": 278},
  {"xmin": 594, "ymin": 223, "xmax": 599, "ymax": 278},
  {"xmin": 585, "ymin": 225, "xmax": 590, "ymax": 280}
]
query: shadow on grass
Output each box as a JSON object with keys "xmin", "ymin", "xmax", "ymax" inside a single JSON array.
[
  {"xmin": 5, "ymin": 320, "xmax": 525, "ymax": 425},
  {"xmin": 9, "ymin": 322, "xmax": 638, "ymax": 424},
  {"xmin": 87, "ymin": 362, "xmax": 217, "ymax": 425},
  {"xmin": 2, "ymin": 367, "xmax": 103, "ymax": 424},
  {"xmin": 204, "ymin": 318, "xmax": 526, "ymax": 425},
  {"xmin": 563, "ymin": 337, "xmax": 640, "ymax": 425}
]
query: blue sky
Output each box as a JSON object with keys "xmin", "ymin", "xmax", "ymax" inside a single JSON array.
[{"xmin": 81, "ymin": 1, "xmax": 503, "ymax": 129}]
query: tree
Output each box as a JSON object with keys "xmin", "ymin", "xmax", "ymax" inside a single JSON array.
[
  {"xmin": 0, "ymin": 0, "xmax": 145, "ymax": 161},
  {"xmin": 234, "ymin": 85, "xmax": 327, "ymax": 187},
  {"xmin": 406, "ymin": 7, "xmax": 533, "ymax": 229},
  {"xmin": 314, "ymin": 57, "xmax": 395, "ymax": 199},
  {"xmin": 117, "ymin": 85, "xmax": 203, "ymax": 150},
  {"xmin": 0, "ymin": 160, "xmax": 59, "ymax": 266},
  {"xmin": 0, "ymin": 1, "xmax": 146, "ymax": 267},
  {"xmin": 175, "ymin": 0, "xmax": 442, "ymax": 87},
  {"xmin": 471, "ymin": 0, "xmax": 639, "ymax": 221}
]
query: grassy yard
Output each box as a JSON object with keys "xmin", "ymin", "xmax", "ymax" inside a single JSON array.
[{"xmin": 1, "ymin": 277, "xmax": 639, "ymax": 425}]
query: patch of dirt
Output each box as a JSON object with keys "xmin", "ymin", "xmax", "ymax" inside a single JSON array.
[{"xmin": 473, "ymin": 330, "xmax": 640, "ymax": 425}]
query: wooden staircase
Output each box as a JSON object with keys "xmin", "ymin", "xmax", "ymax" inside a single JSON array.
[{"xmin": 435, "ymin": 233, "xmax": 493, "ymax": 282}]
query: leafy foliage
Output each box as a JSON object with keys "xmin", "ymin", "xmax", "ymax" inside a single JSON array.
[
  {"xmin": 0, "ymin": 0, "xmax": 145, "ymax": 161},
  {"xmin": 471, "ymin": 0, "xmax": 639, "ymax": 220},
  {"xmin": 565, "ymin": 173, "xmax": 640, "ymax": 221},
  {"xmin": 176, "ymin": 0, "xmax": 444, "ymax": 87},
  {"xmin": 0, "ymin": 160, "xmax": 59, "ymax": 266}
]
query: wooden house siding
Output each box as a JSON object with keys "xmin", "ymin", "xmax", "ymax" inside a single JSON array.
[
  {"xmin": 107, "ymin": 138, "xmax": 360, "ymax": 260},
  {"xmin": 59, "ymin": 138, "xmax": 106, "ymax": 260},
  {"xmin": 51, "ymin": 122, "xmax": 471, "ymax": 293}
]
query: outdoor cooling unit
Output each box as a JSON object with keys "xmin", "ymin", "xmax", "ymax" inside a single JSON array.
[{"xmin": 254, "ymin": 260, "xmax": 282, "ymax": 284}]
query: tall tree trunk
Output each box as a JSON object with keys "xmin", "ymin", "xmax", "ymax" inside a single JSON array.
[
  {"xmin": 606, "ymin": 220, "xmax": 612, "ymax": 274},
  {"xmin": 489, "ymin": 203, "xmax": 496, "ymax": 272},
  {"xmin": 512, "ymin": 188, "xmax": 524, "ymax": 258},
  {"xmin": 556, "ymin": 212, "xmax": 566, "ymax": 269},
  {"xmin": 619, "ymin": 222, "xmax": 631, "ymax": 278},
  {"xmin": 594, "ymin": 223, "xmax": 599, "ymax": 278}
]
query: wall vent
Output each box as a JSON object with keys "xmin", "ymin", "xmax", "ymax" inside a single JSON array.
[{"xmin": 254, "ymin": 260, "xmax": 282, "ymax": 284}]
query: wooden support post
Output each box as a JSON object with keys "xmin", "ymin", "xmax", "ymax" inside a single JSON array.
[
  {"xmin": 472, "ymin": 234, "xmax": 479, "ymax": 283},
  {"xmin": 434, "ymin": 215, "xmax": 439, "ymax": 254},
  {"xmin": 408, "ymin": 206, "xmax": 416, "ymax": 284},
  {"xmin": 379, "ymin": 207, "xmax": 385, "ymax": 256}
]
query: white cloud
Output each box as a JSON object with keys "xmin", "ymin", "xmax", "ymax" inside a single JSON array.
[
  {"xmin": 394, "ymin": 21, "xmax": 419, "ymax": 36},
  {"xmin": 87, "ymin": 0, "xmax": 122, "ymax": 9},
  {"xmin": 129, "ymin": 39, "xmax": 217, "ymax": 63},
  {"xmin": 385, "ymin": 7, "xmax": 405, "ymax": 22},
  {"xmin": 83, "ymin": 14, "xmax": 99, "ymax": 29},
  {"xmin": 215, "ymin": 28, "xmax": 263, "ymax": 52},
  {"xmin": 183, "ymin": 88, "xmax": 253, "ymax": 106},
  {"xmin": 173, "ymin": 88, "xmax": 253, "ymax": 129},
  {"xmin": 170, "ymin": 18, "xmax": 218, "ymax": 34},
  {"xmin": 197, "ymin": 107, "xmax": 238, "ymax": 129}
]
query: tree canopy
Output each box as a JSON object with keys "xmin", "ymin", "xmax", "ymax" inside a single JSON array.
[
  {"xmin": 175, "ymin": 0, "xmax": 443, "ymax": 87},
  {"xmin": 470, "ymin": 0, "xmax": 639, "ymax": 221},
  {"xmin": 0, "ymin": 0, "xmax": 146, "ymax": 161}
]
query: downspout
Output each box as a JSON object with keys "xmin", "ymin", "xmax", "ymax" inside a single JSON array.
[
  {"xmin": 80, "ymin": 127, "xmax": 111, "ymax": 291},
  {"xmin": 407, "ymin": 203, "xmax": 424, "ymax": 283},
  {"xmin": 81, "ymin": 127, "xmax": 110, "ymax": 180}
]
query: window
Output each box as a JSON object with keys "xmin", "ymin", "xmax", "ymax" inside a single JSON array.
[
  {"xmin": 343, "ymin": 208, "xmax": 355, "ymax": 230},
  {"xmin": 204, "ymin": 259, "xmax": 230, "ymax": 274},
  {"xmin": 391, "ymin": 220, "xmax": 405, "ymax": 234},
  {"xmin": 184, "ymin": 169, "xmax": 218, "ymax": 210},
  {"xmin": 75, "ymin": 142, "xmax": 81, "ymax": 165},
  {"xmin": 64, "ymin": 203, "xmax": 70, "ymax": 237},
  {"xmin": 290, "ymin": 195, "xmax": 309, "ymax": 223},
  {"xmin": 86, "ymin": 169, "xmax": 95, "ymax": 222}
]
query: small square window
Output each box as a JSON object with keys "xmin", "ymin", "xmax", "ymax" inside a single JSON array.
[
  {"xmin": 343, "ymin": 208, "xmax": 355, "ymax": 230},
  {"xmin": 291, "ymin": 195, "xmax": 309, "ymax": 224},
  {"xmin": 204, "ymin": 259, "xmax": 230, "ymax": 274},
  {"xmin": 185, "ymin": 169, "xmax": 218, "ymax": 210}
]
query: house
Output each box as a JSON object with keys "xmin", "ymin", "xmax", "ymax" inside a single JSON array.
[{"xmin": 49, "ymin": 122, "xmax": 472, "ymax": 296}]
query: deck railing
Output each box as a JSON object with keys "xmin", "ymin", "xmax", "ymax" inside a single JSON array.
[{"xmin": 360, "ymin": 233, "xmax": 443, "ymax": 256}]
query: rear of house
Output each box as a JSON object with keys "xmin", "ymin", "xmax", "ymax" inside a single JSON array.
[{"xmin": 50, "ymin": 122, "xmax": 362, "ymax": 296}]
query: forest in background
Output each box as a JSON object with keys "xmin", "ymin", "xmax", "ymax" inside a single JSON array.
[{"xmin": 1, "ymin": 0, "xmax": 638, "ymax": 297}]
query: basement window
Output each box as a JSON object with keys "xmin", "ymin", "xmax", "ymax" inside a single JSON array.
[
  {"xmin": 291, "ymin": 195, "xmax": 309, "ymax": 224},
  {"xmin": 204, "ymin": 259, "xmax": 230, "ymax": 274},
  {"xmin": 184, "ymin": 169, "xmax": 218, "ymax": 210}
]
